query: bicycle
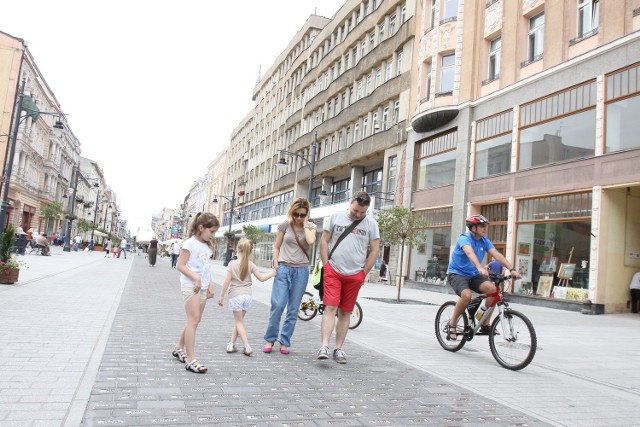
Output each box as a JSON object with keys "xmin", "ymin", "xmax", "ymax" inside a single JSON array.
[
  {"xmin": 298, "ymin": 290, "xmax": 363, "ymax": 329},
  {"xmin": 434, "ymin": 274, "xmax": 537, "ymax": 370}
]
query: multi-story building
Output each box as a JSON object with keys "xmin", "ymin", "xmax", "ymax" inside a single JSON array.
[
  {"xmin": 407, "ymin": 0, "xmax": 640, "ymax": 312},
  {"xmin": 0, "ymin": 32, "xmax": 79, "ymax": 233},
  {"xmin": 224, "ymin": 0, "xmax": 416, "ymax": 266}
]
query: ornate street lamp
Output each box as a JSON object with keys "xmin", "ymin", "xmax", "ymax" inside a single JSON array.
[{"xmin": 213, "ymin": 180, "xmax": 244, "ymax": 266}]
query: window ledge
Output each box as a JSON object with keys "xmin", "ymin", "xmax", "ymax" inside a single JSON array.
[
  {"xmin": 435, "ymin": 91, "xmax": 453, "ymax": 98},
  {"xmin": 482, "ymin": 75, "xmax": 500, "ymax": 86},
  {"xmin": 569, "ymin": 29, "xmax": 598, "ymax": 46},
  {"xmin": 439, "ymin": 17, "xmax": 457, "ymax": 25},
  {"xmin": 521, "ymin": 54, "xmax": 543, "ymax": 68}
]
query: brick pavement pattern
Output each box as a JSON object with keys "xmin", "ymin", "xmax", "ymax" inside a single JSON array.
[{"xmin": 81, "ymin": 257, "xmax": 548, "ymax": 426}]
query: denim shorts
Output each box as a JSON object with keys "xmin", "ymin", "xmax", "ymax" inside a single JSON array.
[{"xmin": 229, "ymin": 294, "xmax": 252, "ymax": 312}]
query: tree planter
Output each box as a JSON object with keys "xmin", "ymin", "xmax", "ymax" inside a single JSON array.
[{"xmin": 0, "ymin": 268, "xmax": 20, "ymax": 284}]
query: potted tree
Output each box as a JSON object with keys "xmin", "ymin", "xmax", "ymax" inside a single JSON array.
[{"xmin": 0, "ymin": 225, "xmax": 25, "ymax": 284}]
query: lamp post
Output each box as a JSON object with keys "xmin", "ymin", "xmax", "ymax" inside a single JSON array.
[
  {"xmin": 63, "ymin": 167, "xmax": 80, "ymax": 252},
  {"xmin": 102, "ymin": 203, "xmax": 111, "ymax": 230},
  {"xmin": 0, "ymin": 80, "xmax": 65, "ymax": 230},
  {"xmin": 90, "ymin": 187, "xmax": 100, "ymax": 242},
  {"xmin": 276, "ymin": 130, "xmax": 319, "ymax": 203},
  {"xmin": 213, "ymin": 180, "xmax": 239, "ymax": 267}
]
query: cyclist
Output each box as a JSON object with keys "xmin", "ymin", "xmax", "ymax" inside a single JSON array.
[{"xmin": 446, "ymin": 214, "xmax": 521, "ymax": 339}]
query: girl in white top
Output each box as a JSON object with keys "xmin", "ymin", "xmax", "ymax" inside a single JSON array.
[
  {"xmin": 172, "ymin": 212, "xmax": 220, "ymax": 374},
  {"xmin": 218, "ymin": 238, "xmax": 276, "ymax": 356}
]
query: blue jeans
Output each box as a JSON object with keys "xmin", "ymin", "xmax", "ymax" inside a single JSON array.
[{"xmin": 264, "ymin": 264, "xmax": 309, "ymax": 347}]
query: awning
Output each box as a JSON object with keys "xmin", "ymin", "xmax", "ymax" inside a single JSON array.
[{"xmin": 93, "ymin": 230, "xmax": 108, "ymax": 238}]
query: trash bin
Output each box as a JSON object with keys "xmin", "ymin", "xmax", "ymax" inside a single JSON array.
[{"xmin": 15, "ymin": 234, "xmax": 28, "ymax": 255}]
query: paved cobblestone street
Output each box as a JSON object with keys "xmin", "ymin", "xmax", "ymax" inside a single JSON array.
[{"xmin": 81, "ymin": 257, "xmax": 547, "ymax": 426}]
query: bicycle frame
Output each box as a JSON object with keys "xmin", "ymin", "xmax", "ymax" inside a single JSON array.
[{"xmin": 466, "ymin": 276, "xmax": 514, "ymax": 339}]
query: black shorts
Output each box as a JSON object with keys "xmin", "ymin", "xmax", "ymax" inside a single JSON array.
[{"xmin": 448, "ymin": 273, "xmax": 496, "ymax": 296}]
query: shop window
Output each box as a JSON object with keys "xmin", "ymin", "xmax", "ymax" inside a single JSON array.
[
  {"xmin": 519, "ymin": 110, "xmax": 595, "ymax": 170},
  {"xmin": 416, "ymin": 130, "xmax": 457, "ymax": 190},
  {"xmin": 605, "ymin": 64, "xmax": 640, "ymax": 152},
  {"xmin": 514, "ymin": 193, "xmax": 592, "ymax": 299},
  {"xmin": 331, "ymin": 178, "xmax": 351, "ymax": 203},
  {"xmin": 409, "ymin": 207, "xmax": 452, "ymax": 285},
  {"xmin": 481, "ymin": 203, "xmax": 508, "ymax": 247},
  {"xmin": 475, "ymin": 109, "xmax": 513, "ymax": 179}
]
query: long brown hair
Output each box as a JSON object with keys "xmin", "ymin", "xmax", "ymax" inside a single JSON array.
[
  {"xmin": 188, "ymin": 212, "xmax": 220, "ymax": 248},
  {"xmin": 236, "ymin": 238, "xmax": 253, "ymax": 281}
]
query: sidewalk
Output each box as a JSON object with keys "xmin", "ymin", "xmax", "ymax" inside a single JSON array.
[{"xmin": 0, "ymin": 250, "xmax": 638, "ymax": 426}]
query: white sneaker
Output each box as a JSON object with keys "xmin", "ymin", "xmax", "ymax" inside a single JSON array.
[
  {"xmin": 226, "ymin": 342, "xmax": 237, "ymax": 353},
  {"xmin": 243, "ymin": 344, "xmax": 253, "ymax": 356}
]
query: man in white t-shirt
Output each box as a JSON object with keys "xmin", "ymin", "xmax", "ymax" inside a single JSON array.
[
  {"xmin": 317, "ymin": 191, "xmax": 380, "ymax": 364},
  {"xmin": 118, "ymin": 239, "xmax": 127, "ymax": 259},
  {"xmin": 170, "ymin": 241, "xmax": 181, "ymax": 268}
]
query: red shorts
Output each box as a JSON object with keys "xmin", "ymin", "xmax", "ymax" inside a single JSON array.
[{"xmin": 323, "ymin": 262, "xmax": 365, "ymax": 312}]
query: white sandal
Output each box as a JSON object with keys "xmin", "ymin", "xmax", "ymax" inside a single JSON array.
[
  {"xmin": 172, "ymin": 348, "xmax": 186, "ymax": 363},
  {"xmin": 185, "ymin": 359, "xmax": 208, "ymax": 373}
]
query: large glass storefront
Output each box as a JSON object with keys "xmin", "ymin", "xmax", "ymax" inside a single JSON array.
[
  {"xmin": 409, "ymin": 207, "xmax": 452, "ymax": 285},
  {"xmin": 513, "ymin": 192, "xmax": 592, "ymax": 301}
]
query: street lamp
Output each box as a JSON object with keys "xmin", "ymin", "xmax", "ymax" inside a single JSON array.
[
  {"xmin": 213, "ymin": 180, "xmax": 243, "ymax": 266},
  {"xmin": 0, "ymin": 80, "xmax": 65, "ymax": 230},
  {"xmin": 90, "ymin": 185, "xmax": 101, "ymax": 242},
  {"xmin": 276, "ymin": 129, "xmax": 319, "ymax": 202},
  {"xmin": 63, "ymin": 167, "xmax": 80, "ymax": 252},
  {"xmin": 103, "ymin": 203, "xmax": 112, "ymax": 230}
]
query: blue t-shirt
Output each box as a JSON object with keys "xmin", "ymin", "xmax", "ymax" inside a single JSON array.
[{"xmin": 447, "ymin": 232, "xmax": 495, "ymax": 277}]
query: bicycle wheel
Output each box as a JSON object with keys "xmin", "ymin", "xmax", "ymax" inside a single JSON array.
[
  {"xmin": 348, "ymin": 301, "xmax": 363, "ymax": 329},
  {"xmin": 489, "ymin": 309, "xmax": 537, "ymax": 370},
  {"xmin": 298, "ymin": 291, "xmax": 318, "ymax": 321},
  {"xmin": 434, "ymin": 301, "xmax": 468, "ymax": 352}
]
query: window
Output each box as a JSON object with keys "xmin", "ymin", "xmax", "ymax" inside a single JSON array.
[
  {"xmin": 488, "ymin": 37, "xmax": 501, "ymax": 81},
  {"xmin": 363, "ymin": 169, "xmax": 383, "ymax": 196},
  {"xmin": 366, "ymin": 75, "xmax": 372, "ymax": 95},
  {"xmin": 443, "ymin": 0, "xmax": 458, "ymax": 22},
  {"xmin": 393, "ymin": 100, "xmax": 400, "ymax": 123},
  {"xmin": 396, "ymin": 51, "xmax": 404, "ymax": 76},
  {"xmin": 369, "ymin": 32, "xmax": 375, "ymax": 50},
  {"xmin": 416, "ymin": 130, "xmax": 458, "ymax": 189},
  {"xmin": 375, "ymin": 67, "xmax": 382, "ymax": 88},
  {"xmin": 578, "ymin": 0, "xmax": 599, "ymax": 38},
  {"xmin": 346, "ymin": 127, "xmax": 351, "ymax": 147},
  {"xmin": 475, "ymin": 110, "xmax": 514, "ymax": 179},
  {"xmin": 387, "ymin": 155, "xmax": 397, "ymax": 193},
  {"xmin": 331, "ymin": 178, "xmax": 351, "ymax": 203},
  {"xmin": 378, "ymin": 23, "xmax": 385, "ymax": 43},
  {"xmin": 363, "ymin": 118, "xmax": 369, "ymax": 138},
  {"xmin": 400, "ymin": 5, "xmax": 406, "ymax": 25},
  {"xmin": 354, "ymin": 122, "xmax": 360, "ymax": 142},
  {"xmin": 372, "ymin": 112, "xmax": 379, "ymax": 133},
  {"xmin": 440, "ymin": 54, "xmax": 454, "ymax": 93},
  {"xmin": 430, "ymin": 0, "xmax": 437, "ymax": 29},
  {"xmin": 606, "ymin": 64, "xmax": 640, "ymax": 152},
  {"xmin": 528, "ymin": 13, "xmax": 544, "ymax": 62},
  {"xmin": 382, "ymin": 107, "xmax": 389, "ymax": 130},
  {"xmin": 352, "ymin": 47, "xmax": 358, "ymax": 67},
  {"xmin": 389, "ymin": 14, "xmax": 397, "ymax": 36},
  {"xmin": 361, "ymin": 40, "xmax": 366, "ymax": 57},
  {"xmin": 385, "ymin": 60, "xmax": 392, "ymax": 81}
]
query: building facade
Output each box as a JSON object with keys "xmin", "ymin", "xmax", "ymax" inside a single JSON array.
[
  {"xmin": 223, "ymin": 0, "xmax": 416, "ymax": 267},
  {"xmin": 407, "ymin": 0, "xmax": 640, "ymax": 312}
]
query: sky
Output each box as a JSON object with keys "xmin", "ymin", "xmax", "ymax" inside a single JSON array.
[{"xmin": 0, "ymin": 0, "xmax": 346, "ymax": 235}]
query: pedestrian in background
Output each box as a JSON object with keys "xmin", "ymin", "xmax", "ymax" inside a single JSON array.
[
  {"xmin": 317, "ymin": 191, "xmax": 380, "ymax": 364},
  {"xmin": 148, "ymin": 236, "xmax": 159, "ymax": 266},
  {"xmin": 74, "ymin": 234, "xmax": 81, "ymax": 252},
  {"xmin": 172, "ymin": 212, "xmax": 220, "ymax": 374},
  {"xmin": 170, "ymin": 240, "xmax": 181, "ymax": 268},
  {"xmin": 630, "ymin": 271, "xmax": 640, "ymax": 313},
  {"xmin": 219, "ymin": 238, "xmax": 276, "ymax": 356},
  {"xmin": 118, "ymin": 238, "xmax": 127, "ymax": 259},
  {"xmin": 87, "ymin": 240, "xmax": 94, "ymax": 254},
  {"xmin": 263, "ymin": 198, "xmax": 316, "ymax": 355},
  {"xmin": 104, "ymin": 238, "xmax": 112, "ymax": 258}
]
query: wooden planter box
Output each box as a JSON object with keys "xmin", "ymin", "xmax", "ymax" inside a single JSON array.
[{"xmin": 0, "ymin": 268, "xmax": 20, "ymax": 284}]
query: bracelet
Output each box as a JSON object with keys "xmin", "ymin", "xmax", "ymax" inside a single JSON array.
[{"xmin": 509, "ymin": 268, "xmax": 516, "ymax": 272}]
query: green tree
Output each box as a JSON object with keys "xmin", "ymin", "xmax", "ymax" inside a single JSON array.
[
  {"xmin": 39, "ymin": 201, "xmax": 63, "ymax": 234},
  {"xmin": 376, "ymin": 207, "xmax": 430, "ymax": 301},
  {"xmin": 242, "ymin": 224, "xmax": 265, "ymax": 245},
  {"xmin": 76, "ymin": 219, "xmax": 95, "ymax": 235}
]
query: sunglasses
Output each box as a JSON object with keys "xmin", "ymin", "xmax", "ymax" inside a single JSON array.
[
  {"xmin": 293, "ymin": 212, "xmax": 308, "ymax": 218},
  {"xmin": 355, "ymin": 196, "xmax": 371, "ymax": 206}
]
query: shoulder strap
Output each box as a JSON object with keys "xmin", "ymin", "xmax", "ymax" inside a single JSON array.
[
  {"xmin": 328, "ymin": 218, "xmax": 364, "ymax": 260},
  {"xmin": 289, "ymin": 223, "xmax": 310, "ymax": 260}
]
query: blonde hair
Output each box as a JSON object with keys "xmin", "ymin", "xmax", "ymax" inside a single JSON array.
[
  {"xmin": 287, "ymin": 198, "xmax": 311, "ymax": 222},
  {"xmin": 188, "ymin": 212, "xmax": 220, "ymax": 248},
  {"xmin": 236, "ymin": 238, "xmax": 253, "ymax": 281}
]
